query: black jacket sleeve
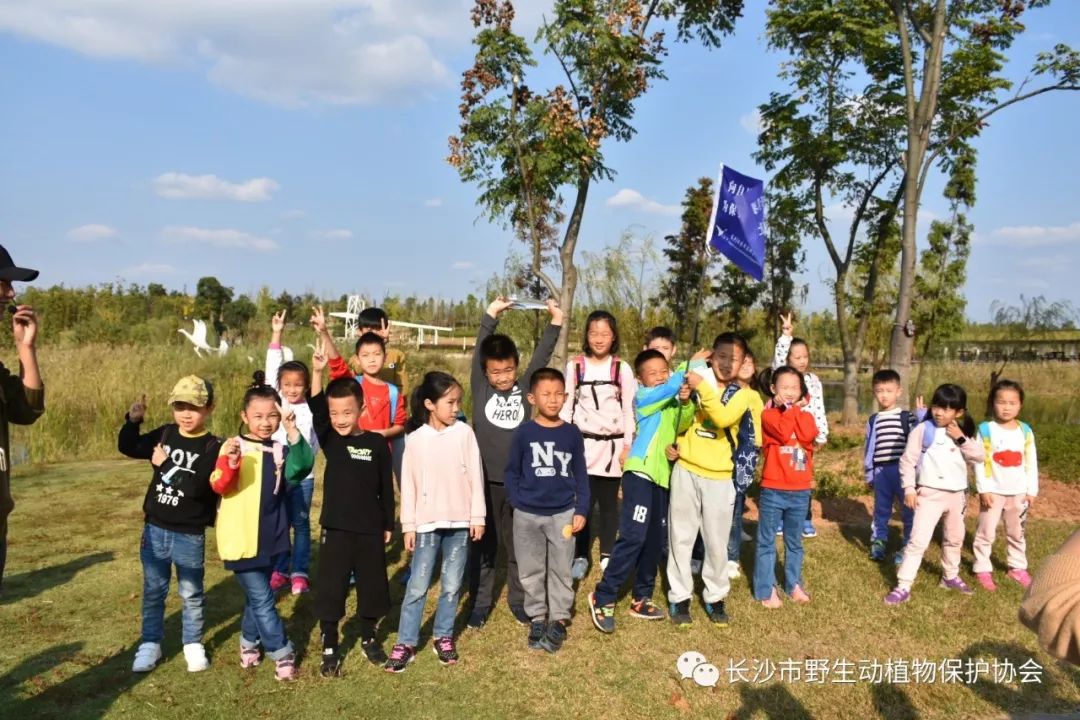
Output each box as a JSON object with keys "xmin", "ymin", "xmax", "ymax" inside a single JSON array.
[
  {"xmin": 0, "ymin": 361, "xmax": 45, "ymax": 426},
  {"xmin": 118, "ymin": 420, "xmax": 170, "ymax": 460},
  {"xmin": 378, "ymin": 439, "xmax": 395, "ymax": 533},
  {"xmin": 522, "ymin": 322, "xmax": 561, "ymax": 388},
  {"xmin": 309, "ymin": 391, "xmax": 332, "ymax": 449}
]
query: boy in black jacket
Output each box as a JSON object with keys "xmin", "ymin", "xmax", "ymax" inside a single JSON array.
[
  {"xmin": 118, "ymin": 376, "xmax": 221, "ymax": 674},
  {"xmin": 311, "ymin": 342, "xmax": 394, "ymax": 677}
]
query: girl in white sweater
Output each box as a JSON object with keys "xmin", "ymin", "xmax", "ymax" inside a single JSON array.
[
  {"xmin": 973, "ymin": 379, "xmax": 1038, "ymax": 591},
  {"xmin": 884, "ymin": 384, "xmax": 984, "ymax": 605}
]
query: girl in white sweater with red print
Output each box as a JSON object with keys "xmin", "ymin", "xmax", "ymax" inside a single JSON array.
[
  {"xmin": 972, "ymin": 379, "xmax": 1038, "ymax": 592},
  {"xmin": 884, "ymin": 384, "xmax": 984, "ymax": 606},
  {"xmin": 385, "ymin": 371, "xmax": 484, "ymax": 674}
]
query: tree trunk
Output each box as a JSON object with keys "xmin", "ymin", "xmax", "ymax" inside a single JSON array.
[
  {"xmin": 890, "ymin": 152, "xmax": 921, "ymax": 395},
  {"xmin": 842, "ymin": 355, "xmax": 860, "ymax": 423},
  {"xmin": 551, "ymin": 171, "xmax": 591, "ymax": 370}
]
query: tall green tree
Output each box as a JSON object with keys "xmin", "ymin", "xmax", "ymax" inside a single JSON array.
[
  {"xmin": 759, "ymin": 194, "xmax": 806, "ymax": 342},
  {"xmin": 656, "ymin": 177, "xmax": 717, "ymax": 346},
  {"xmin": 757, "ymin": 0, "xmax": 910, "ymax": 424},
  {"xmin": 886, "ymin": 1, "xmax": 1080, "ymax": 386},
  {"xmin": 193, "ymin": 276, "xmax": 233, "ymax": 335},
  {"xmin": 910, "ymin": 151, "xmax": 975, "ymax": 396},
  {"xmin": 713, "ymin": 262, "xmax": 762, "ymax": 335},
  {"xmin": 449, "ymin": 0, "xmax": 744, "ymax": 367}
]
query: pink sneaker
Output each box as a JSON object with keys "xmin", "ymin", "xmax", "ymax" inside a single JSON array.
[
  {"xmin": 240, "ymin": 646, "xmax": 261, "ymax": 668},
  {"xmin": 975, "ymin": 572, "xmax": 996, "ymax": 591},
  {"xmin": 274, "ymin": 653, "xmax": 298, "ymax": 681},
  {"xmin": 1007, "ymin": 568, "xmax": 1032, "ymax": 589},
  {"xmin": 270, "ymin": 571, "xmax": 289, "ymax": 593},
  {"xmin": 291, "ymin": 576, "xmax": 310, "ymax": 595}
]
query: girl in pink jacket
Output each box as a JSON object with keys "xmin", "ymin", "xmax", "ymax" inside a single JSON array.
[
  {"xmin": 560, "ymin": 310, "xmax": 637, "ymax": 580},
  {"xmin": 385, "ymin": 372, "xmax": 485, "ymax": 673}
]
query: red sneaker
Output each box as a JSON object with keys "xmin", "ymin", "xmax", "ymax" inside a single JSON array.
[{"xmin": 270, "ymin": 571, "xmax": 289, "ymax": 593}]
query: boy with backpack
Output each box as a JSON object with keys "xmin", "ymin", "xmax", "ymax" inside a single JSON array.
[{"xmin": 864, "ymin": 369, "xmax": 926, "ymax": 563}]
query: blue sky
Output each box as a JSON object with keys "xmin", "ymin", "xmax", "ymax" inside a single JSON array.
[{"xmin": 1, "ymin": 1, "xmax": 1077, "ymax": 322}]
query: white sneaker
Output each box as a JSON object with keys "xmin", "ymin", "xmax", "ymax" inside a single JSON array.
[
  {"xmin": 571, "ymin": 557, "xmax": 589, "ymax": 580},
  {"xmin": 690, "ymin": 559, "xmax": 703, "ymax": 576},
  {"xmin": 726, "ymin": 560, "xmax": 741, "ymax": 579},
  {"xmin": 132, "ymin": 642, "xmax": 162, "ymax": 673},
  {"xmin": 183, "ymin": 642, "xmax": 210, "ymax": 672},
  {"xmin": 599, "ymin": 556, "xmax": 610, "ymax": 572},
  {"xmin": 741, "ymin": 530, "xmax": 753, "ymax": 543}
]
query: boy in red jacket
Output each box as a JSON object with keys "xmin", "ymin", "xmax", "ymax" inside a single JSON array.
[{"xmin": 754, "ymin": 365, "xmax": 818, "ymax": 609}]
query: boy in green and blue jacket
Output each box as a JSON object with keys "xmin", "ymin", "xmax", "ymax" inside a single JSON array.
[{"xmin": 586, "ymin": 347, "xmax": 707, "ymax": 633}]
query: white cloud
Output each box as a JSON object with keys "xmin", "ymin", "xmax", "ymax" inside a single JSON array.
[
  {"xmin": 424, "ymin": 197, "xmax": 443, "ymax": 207},
  {"xmin": 161, "ymin": 225, "xmax": 277, "ymax": 251},
  {"xmin": 606, "ymin": 189, "xmax": 680, "ymax": 216},
  {"xmin": 154, "ymin": 172, "xmax": 279, "ymax": 202},
  {"xmin": 0, "ymin": 1, "xmax": 493, "ymax": 107},
  {"xmin": 739, "ymin": 109, "xmax": 764, "ymax": 135},
  {"xmin": 281, "ymin": 209, "xmax": 306, "ymax": 220},
  {"xmin": 322, "ymin": 229, "xmax": 353, "ymax": 240},
  {"xmin": 451, "ymin": 260, "xmax": 474, "ymax": 270},
  {"xmin": 990, "ymin": 222, "xmax": 1080, "ymax": 247},
  {"xmin": 66, "ymin": 223, "xmax": 118, "ymax": 241},
  {"xmin": 123, "ymin": 262, "xmax": 177, "ymax": 276}
]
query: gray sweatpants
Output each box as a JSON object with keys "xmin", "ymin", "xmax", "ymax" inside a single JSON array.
[
  {"xmin": 667, "ymin": 463, "xmax": 736, "ymax": 604},
  {"xmin": 513, "ymin": 508, "xmax": 576, "ymax": 622}
]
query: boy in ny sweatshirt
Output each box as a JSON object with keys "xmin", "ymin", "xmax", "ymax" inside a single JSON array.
[
  {"xmin": 505, "ymin": 368, "xmax": 589, "ymax": 654},
  {"xmin": 310, "ymin": 350, "xmax": 395, "ymax": 676}
]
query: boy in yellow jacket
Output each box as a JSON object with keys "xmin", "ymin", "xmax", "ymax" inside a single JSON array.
[{"xmin": 666, "ymin": 332, "xmax": 762, "ymax": 628}]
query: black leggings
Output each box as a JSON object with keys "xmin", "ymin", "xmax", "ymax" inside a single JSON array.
[{"xmin": 575, "ymin": 475, "xmax": 621, "ymax": 560}]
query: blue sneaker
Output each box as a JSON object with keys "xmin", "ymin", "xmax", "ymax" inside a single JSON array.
[
  {"xmin": 869, "ymin": 540, "xmax": 886, "ymax": 562},
  {"xmin": 893, "ymin": 550, "xmax": 905, "ymax": 565},
  {"xmin": 802, "ymin": 521, "xmax": 817, "ymax": 538}
]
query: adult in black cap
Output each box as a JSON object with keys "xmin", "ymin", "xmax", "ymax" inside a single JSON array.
[{"xmin": 0, "ymin": 245, "xmax": 44, "ymax": 591}]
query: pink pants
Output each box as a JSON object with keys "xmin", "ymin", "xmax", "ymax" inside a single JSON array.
[
  {"xmin": 896, "ymin": 487, "xmax": 966, "ymax": 590},
  {"xmin": 972, "ymin": 493, "xmax": 1028, "ymax": 573}
]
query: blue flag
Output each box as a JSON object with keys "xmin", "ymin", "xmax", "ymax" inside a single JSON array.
[{"xmin": 707, "ymin": 165, "xmax": 766, "ymax": 281}]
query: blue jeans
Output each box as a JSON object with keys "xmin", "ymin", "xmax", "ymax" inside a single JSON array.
[
  {"xmin": 870, "ymin": 465, "xmax": 914, "ymax": 544},
  {"xmin": 728, "ymin": 489, "xmax": 748, "ymax": 562},
  {"xmin": 274, "ymin": 477, "xmax": 314, "ymax": 578},
  {"xmin": 140, "ymin": 524, "xmax": 206, "ymax": 645},
  {"xmin": 397, "ymin": 529, "xmax": 469, "ymax": 647},
  {"xmin": 594, "ymin": 472, "xmax": 668, "ymax": 606},
  {"xmin": 234, "ymin": 567, "xmax": 294, "ymax": 659},
  {"xmin": 753, "ymin": 488, "xmax": 811, "ymax": 600}
]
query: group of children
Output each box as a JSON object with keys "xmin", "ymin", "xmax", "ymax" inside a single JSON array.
[{"xmin": 119, "ymin": 303, "xmax": 1040, "ymax": 679}]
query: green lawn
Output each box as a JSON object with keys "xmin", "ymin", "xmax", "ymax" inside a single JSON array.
[{"xmin": 3, "ymin": 461, "xmax": 1079, "ymax": 720}]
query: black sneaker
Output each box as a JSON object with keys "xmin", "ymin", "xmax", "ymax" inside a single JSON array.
[
  {"xmin": 432, "ymin": 636, "xmax": 459, "ymax": 665},
  {"xmin": 539, "ymin": 620, "xmax": 568, "ymax": 654},
  {"xmin": 704, "ymin": 600, "xmax": 730, "ymax": 627},
  {"xmin": 510, "ymin": 604, "xmax": 530, "ymax": 625},
  {"xmin": 383, "ymin": 644, "xmax": 415, "ymax": 673},
  {"xmin": 361, "ymin": 638, "xmax": 388, "ymax": 665},
  {"xmin": 669, "ymin": 599, "xmax": 692, "ymax": 627},
  {"xmin": 527, "ymin": 620, "xmax": 547, "ymax": 650},
  {"xmin": 320, "ymin": 648, "xmax": 342, "ymax": 678},
  {"xmin": 467, "ymin": 607, "xmax": 490, "ymax": 630}
]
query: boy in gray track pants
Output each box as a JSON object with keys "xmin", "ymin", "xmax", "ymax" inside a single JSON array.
[{"xmin": 505, "ymin": 368, "xmax": 589, "ymax": 654}]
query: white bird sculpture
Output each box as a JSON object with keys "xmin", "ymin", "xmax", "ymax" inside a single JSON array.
[{"xmin": 179, "ymin": 319, "xmax": 229, "ymax": 357}]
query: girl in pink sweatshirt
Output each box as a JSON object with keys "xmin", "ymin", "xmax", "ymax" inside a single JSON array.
[
  {"xmin": 884, "ymin": 384, "xmax": 984, "ymax": 606},
  {"xmin": 560, "ymin": 310, "xmax": 637, "ymax": 579},
  {"xmin": 385, "ymin": 372, "xmax": 485, "ymax": 673}
]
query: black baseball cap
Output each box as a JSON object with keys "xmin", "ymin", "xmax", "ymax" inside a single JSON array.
[{"xmin": 0, "ymin": 245, "xmax": 39, "ymax": 282}]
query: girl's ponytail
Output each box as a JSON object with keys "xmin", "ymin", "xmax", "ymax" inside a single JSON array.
[
  {"xmin": 930, "ymin": 383, "xmax": 976, "ymax": 437},
  {"xmin": 243, "ymin": 370, "xmax": 281, "ymax": 409},
  {"xmin": 406, "ymin": 371, "xmax": 460, "ymax": 433}
]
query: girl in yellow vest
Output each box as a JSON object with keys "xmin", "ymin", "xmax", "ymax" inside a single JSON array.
[{"xmin": 210, "ymin": 371, "xmax": 314, "ymax": 680}]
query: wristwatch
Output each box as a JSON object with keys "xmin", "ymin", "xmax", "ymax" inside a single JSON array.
[{"xmin": 954, "ymin": 436, "xmax": 966, "ymax": 445}]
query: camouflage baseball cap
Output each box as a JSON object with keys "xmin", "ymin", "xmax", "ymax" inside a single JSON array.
[{"xmin": 168, "ymin": 375, "xmax": 212, "ymax": 407}]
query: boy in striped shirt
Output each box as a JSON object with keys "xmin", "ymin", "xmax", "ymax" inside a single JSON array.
[{"xmin": 864, "ymin": 370, "xmax": 925, "ymax": 563}]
